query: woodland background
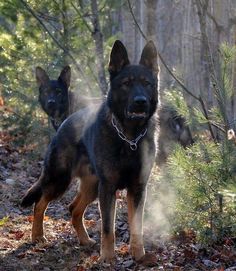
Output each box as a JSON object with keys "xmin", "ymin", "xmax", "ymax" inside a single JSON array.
[
  {"xmin": 1, "ymin": 0, "xmax": 236, "ymax": 270},
  {"xmin": 2, "ymin": 0, "xmax": 236, "ymax": 144}
]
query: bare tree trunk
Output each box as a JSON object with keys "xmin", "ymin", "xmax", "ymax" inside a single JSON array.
[
  {"xmin": 146, "ymin": 0, "xmax": 158, "ymax": 42},
  {"xmin": 195, "ymin": 0, "xmax": 229, "ymax": 133},
  {"xmin": 232, "ymin": 26, "xmax": 236, "ymax": 123},
  {"xmin": 133, "ymin": 0, "xmax": 143, "ymax": 63},
  {"xmin": 61, "ymin": 0, "xmax": 69, "ymax": 66},
  {"xmin": 90, "ymin": 0, "xmax": 108, "ymax": 95},
  {"xmin": 194, "ymin": 0, "xmax": 211, "ymax": 103}
]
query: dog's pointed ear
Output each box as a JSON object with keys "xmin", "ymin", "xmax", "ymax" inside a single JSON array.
[
  {"xmin": 139, "ymin": 41, "xmax": 159, "ymax": 73},
  {"xmin": 36, "ymin": 67, "xmax": 50, "ymax": 87},
  {"xmin": 108, "ymin": 40, "xmax": 130, "ymax": 77},
  {"xmin": 58, "ymin": 66, "xmax": 71, "ymax": 89}
]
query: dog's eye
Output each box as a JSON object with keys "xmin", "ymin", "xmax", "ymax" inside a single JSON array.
[
  {"xmin": 56, "ymin": 89, "xmax": 62, "ymax": 95},
  {"xmin": 122, "ymin": 79, "xmax": 130, "ymax": 87},
  {"xmin": 143, "ymin": 80, "xmax": 151, "ymax": 86}
]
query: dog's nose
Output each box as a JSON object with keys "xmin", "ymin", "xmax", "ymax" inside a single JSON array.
[{"xmin": 134, "ymin": 95, "xmax": 147, "ymax": 105}]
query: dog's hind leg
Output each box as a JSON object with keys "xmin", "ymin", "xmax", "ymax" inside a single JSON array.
[
  {"xmin": 22, "ymin": 168, "xmax": 73, "ymax": 243},
  {"xmin": 69, "ymin": 172, "xmax": 98, "ymax": 246},
  {"xmin": 21, "ymin": 172, "xmax": 50, "ymax": 243},
  {"xmin": 31, "ymin": 194, "xmax": 50, "ymax": 242}
]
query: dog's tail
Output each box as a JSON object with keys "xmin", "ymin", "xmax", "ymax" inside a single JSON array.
[{"xmin": 21, "ymin": 182, "xmax": 42, "ymax": 207}]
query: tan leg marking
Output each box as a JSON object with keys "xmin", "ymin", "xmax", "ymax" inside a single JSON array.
[
  {"xmin": 127, "ymin": 191, "xmax": 145, "ymax": 260},
  {"xmin": 70, "ymin": 174, "xmax": 98, "ymax": 246},
  {"xmin": 100, "ymin": 230, "xmax": 115, "ymax": 262},
  {"xmin": 99, "ymin": 186, "xmax": 117, "ymax": 262},
  {"xmin": 32, "ymin": 195, "xmax": 49, "ymax": 242}
]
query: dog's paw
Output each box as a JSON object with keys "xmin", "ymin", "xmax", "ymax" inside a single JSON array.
[
  {"xmin": 98, "ymin": 252, "xmax": 115, "ymax": 264},
  {"xmin": 130, "ymin": 246, "xmax": 145, "ymax": 261},
  {"xmin": 137, "ymin": 252, "xmax": 158, "ymax": 267},
  {"xmin": 80, "ymin": 238, "xmax": 96, "ymax": 247},
  {"xmin": 32, "ymin": 235, "xmax": 47, "ymax": 243}
]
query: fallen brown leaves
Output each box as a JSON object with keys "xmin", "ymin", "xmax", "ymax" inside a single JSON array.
[
  {"xmin": 9, "ymin": 230, "xmax": 25, "ymax": 240},
  {"xmin": 117, "ymin": 243, "xmax": 129, "ymax": 256},
  {"xmin": 84, "ymin": 219, "xmax": 96, "ymax": 228},
  {"xmin": 137, "ymin": 252, "xmax": 158, "ymax": 267}
]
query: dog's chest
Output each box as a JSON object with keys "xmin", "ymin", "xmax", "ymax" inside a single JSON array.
[
  {"xmin": 112, "ymin": 142, "xmax": 144, "ymax": 171},
  {"xmin": 114, "ymin": 148, "xmax": 142, "ymax": 188},
  {"xmin": 118, "ymin": 147, "xmax": 141, "ymax": 169}
]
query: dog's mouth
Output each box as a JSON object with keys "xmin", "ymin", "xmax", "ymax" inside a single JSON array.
[
  {"xmin": 46, "ymin": 106, "xmax": 60, "ymax": 119},
  {"xmin": 126, "ymin": 110, "xmax": 148, "ymax": 119}
]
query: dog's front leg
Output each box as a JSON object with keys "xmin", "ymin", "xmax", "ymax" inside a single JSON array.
[
  {"xmin": 127, "ymin": 185, "xmax": 147, "ymax": 261},
  {"xmin": 99, "ymin": 183, "xmax": 116, "ymax": 262}
]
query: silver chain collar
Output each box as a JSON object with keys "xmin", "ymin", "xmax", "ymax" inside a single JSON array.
[{"xmin": 111, "ymin": 114, "xmax": 147, "ymax": 151}]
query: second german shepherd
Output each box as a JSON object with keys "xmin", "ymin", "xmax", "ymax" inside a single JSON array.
[
  {"xmin": 36, "ymin": 66, "xmax": 101, "ymax": 130},
  {"xmin": 22, "ymin": 40, "xmax": 159, "ymax": 262}
]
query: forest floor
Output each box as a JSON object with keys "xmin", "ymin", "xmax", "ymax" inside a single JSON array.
[{"xmin": 0, "ymin": 132, "xmax": 236, "ymax": 271}]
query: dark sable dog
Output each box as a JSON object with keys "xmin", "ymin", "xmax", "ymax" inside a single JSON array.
[
  {"xmin": 157, "ymin": 106, "xmax": 194, "ymax": 165},
  {"xmin": 36, "ymin": 66, "xmax": 101, "ymax": 131},
  {"xmin": 21, "ymin": 40, "xmax": 159, "ymax": 262},
  {"xmin": 36, "ymin": 66, "xmax": 71, "ymax": 130}
]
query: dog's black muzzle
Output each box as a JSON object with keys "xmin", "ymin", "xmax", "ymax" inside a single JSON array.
[
  {"xmin": 126, "ymin": 95, "xmax": 149, "ymax": 120},
  {"xmin": 46, "ymin": 99, "xmax": 57, "ymax": 114}
]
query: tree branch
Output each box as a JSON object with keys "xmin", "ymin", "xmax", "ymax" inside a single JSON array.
[
  {"xmin": 19, "ymin": 0, "xmax": 93, "ymax": 92},
  {"xmin": 70, "ymin": 1, "xmax": 93, "ymax": 33},
  {"xmin": 206, "ymin": 10, "xmax": 224, "ymax": 32}
]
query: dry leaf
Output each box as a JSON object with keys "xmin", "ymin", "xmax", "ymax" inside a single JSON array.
[
  {"xmin": 10, "ymin": 230, "xmax": 24, "ymax": 240},
  {"xmin": 90, "ymin": 255, "xmax": 99, "ymax": 263},
  {"xmin": 117, "ymin": 244, "xmax": 129, "ymax": 255},
  {"xmin": 27, "ymin": 216, "xmax": 34, "ymax": 222},
  {"xmin": 84, "ymin": 219, "xmax": 96, "ymax": 228}
]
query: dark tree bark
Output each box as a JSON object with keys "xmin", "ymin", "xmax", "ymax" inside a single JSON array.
[
  {"xmin": 90, "ymin": 0, "xmax": 108, "ymax": 95},
  {"xmin": 61, "ymin": 0, "xmax": 70, "ymax": 66},
  {"xmin": 146, "ymin": 0, "xmax": 158, "ymax": 42},
  {"xmin": 195, "ymin": 0, "xmax": 229, "ymax": 130}
]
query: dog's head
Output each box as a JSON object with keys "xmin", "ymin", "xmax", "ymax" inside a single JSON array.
[
  {"xmin": 156, "ymin": 106, "xmax": 194, "ymax": 165},
  {"xmin": 107, "ymin": 40, "xmax": 159, "ymax": 125},
  {"xmin": 169, "ymin": 115, "xmax": 194, "ymax": 147},
  {"xmin": 159, "ymin": 106, "xmax": 194, "ymax": 147},
  {"xmin": 36, "ymin": 66, "xmax": 71, "ymax": 120}
]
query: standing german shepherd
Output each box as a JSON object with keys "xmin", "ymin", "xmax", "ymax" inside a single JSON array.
[{"xmin": 21, "ymin": 40, "xmax": 159, "ymax": 262}]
